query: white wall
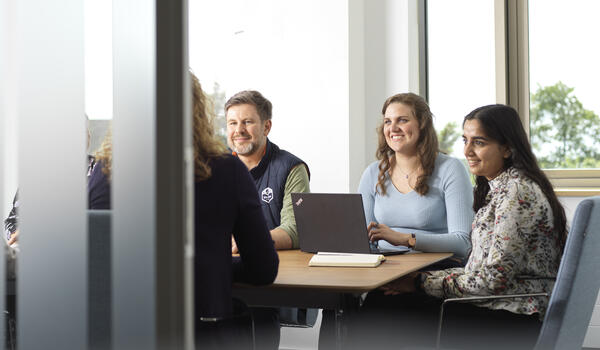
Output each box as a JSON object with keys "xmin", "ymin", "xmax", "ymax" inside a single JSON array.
[
  {"xmin": 349, "ymin": 0, "xmax": 416, "ymax": 192},
  {"xmin": 190, "ymin": 0, "xmax": 350, "ymax": 193},
  {"xmin": 189, "ymin": 0, "xmax": 421, "ymax": 194},
  {"xmin": 262, "ymin": 0, "xmax": 350, "ymax": 193}
]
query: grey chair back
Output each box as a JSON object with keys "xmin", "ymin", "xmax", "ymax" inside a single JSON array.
[
  {"xmin": 88, "ymin": 210, "xmax": 112, "ymax": 350},
  {"xmin": 535, "ymin": 196, "xmax": 600, "ymax": 350}
]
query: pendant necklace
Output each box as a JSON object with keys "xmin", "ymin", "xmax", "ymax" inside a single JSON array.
[{"xmin": 397, "ymin": 166, "xmax": 419, "ymax": 179}]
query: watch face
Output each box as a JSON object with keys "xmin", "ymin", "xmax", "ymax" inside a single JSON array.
[{"xmin": 409, "ymin": 234, "xmax": 416, "ymax": 248}]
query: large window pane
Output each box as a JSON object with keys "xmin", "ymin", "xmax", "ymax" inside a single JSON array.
[
  {"xmin": 189, "ymin": 0, "xmax": 351, "ymax": 193},
  {"xmin": 529, "ymin": 0, "xmax": 600, "ymax": 169},
  {"xmin": 427, "ymin": 0, "xmax": 496, "ymax": 159}
]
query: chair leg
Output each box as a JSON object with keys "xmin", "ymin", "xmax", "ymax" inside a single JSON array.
[
  {"xmin": 249, "ymin": 313, "xmax": 256, "ymax": 350},
  {"xmin": 436, "ymin": 302, "xmax": 446, "ymax": 350}
]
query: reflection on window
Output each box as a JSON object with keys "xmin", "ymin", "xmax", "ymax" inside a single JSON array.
[
  {"xmin": 427, "ymin": 0, "xmax": 496, "ymax": 159},
  {"xmin": 529, "ymin": 0, "xmax": 600, "ymax": 169}
]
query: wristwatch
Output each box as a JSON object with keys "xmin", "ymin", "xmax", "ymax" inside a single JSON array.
[{"xmin": 408, "ymin": 233, "xmax": 416, "ymax": 249}]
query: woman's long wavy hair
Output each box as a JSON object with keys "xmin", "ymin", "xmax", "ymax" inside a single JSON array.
[
  {"xmin": 94, "ymin": 126, "xmax": 112, "ymax": 179},
  {"xmin": 375, "ymin": 93, "xmax": 439, "ymax": 196},
  {"xmin": 464, "ymin": 104, "xmax": 567, "ymax": 248},
  {"xmin": 192, "ymin": 73, "xmax": 227, "ymax": 181}
]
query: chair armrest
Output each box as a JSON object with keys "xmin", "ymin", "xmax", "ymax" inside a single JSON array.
[
  {"xmin": 436, "ymin": 293, "xmax": 549, "ymax": 349},
  {"xmin": 516, "ymin": 275, "xmax": 556, "ymax": 280},
  {"xmin": 443, "ymin": 292, "xmax": 550, "ymax": 305}
]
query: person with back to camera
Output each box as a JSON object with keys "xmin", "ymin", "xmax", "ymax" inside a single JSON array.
[
  {"xmin": 192, "ymin": 74, "xmax": 279, "ymax": 349},
  {"xmin": 88, "ymin": 127, "xmax": 111, "ymax": 210},
  {"xmin": 361, "ymin": 104, "xmax": 567, "ymax": 350},
  {"xmin": 359, "ymin": 92, "xmax": 474, "ymax": 260}
]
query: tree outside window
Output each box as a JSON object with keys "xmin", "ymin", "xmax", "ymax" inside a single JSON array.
[{"xmin": 530, "ymin": 82, "xmax": 600, "ymax": 169}]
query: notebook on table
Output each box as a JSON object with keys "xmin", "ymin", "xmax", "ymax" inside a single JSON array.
[
  {"xmin": 291, "ymin": 193, "xmax": 409, "ymax": 256},
  {"xmin": 308, "ymin": 252, "xmax": 386, "ymax": 267}
]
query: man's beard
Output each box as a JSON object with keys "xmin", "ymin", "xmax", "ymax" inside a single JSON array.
[{"xmin": 228, "ymin": 137, "xmax": 261, "ymax": 156}]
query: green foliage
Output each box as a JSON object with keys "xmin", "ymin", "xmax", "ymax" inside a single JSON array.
[
  {"xmin": 530, "ymin": 82, "xmax": 600, "ymax": 168},
  {"xmin": 207, "ymin": 82, "xmax": 227, "ymax": 144},
  {"xmin": 438, "ymin": 121, "xmax": 461, "ymax": 154}
]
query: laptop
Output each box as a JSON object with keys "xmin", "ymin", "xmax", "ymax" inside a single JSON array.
[{"xmin": 291, "ymin": 193, "xmax": 409, "ymax": 256}]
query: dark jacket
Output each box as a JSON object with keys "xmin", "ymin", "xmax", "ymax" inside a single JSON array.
[
  {"xmin": 88, "ymin": 161, "xmax": 111, "ymax": 210},
  {"xmin": 195, "ymin": 154, "xmax": 279, "ymax": 318},
  {"xmin": 249, "ymin": 139, "xmax": 309, "ymax": 230}
]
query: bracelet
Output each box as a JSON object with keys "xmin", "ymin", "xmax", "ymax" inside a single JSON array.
[{"xmin": 408, "ymin": 233, "xmax": 416, "ymax": 248}]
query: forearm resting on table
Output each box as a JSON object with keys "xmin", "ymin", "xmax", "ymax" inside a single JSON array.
[
  {"xmin": 231, "ymin": 227, "xmax": 293, "ymax": 254},
  {"xmin": 232, "ymin": 227, "xmax": 292, "ymax": 253},
  {"xmin": 270, "ymin": 227, "xmax": 293, "ymax": 250}
]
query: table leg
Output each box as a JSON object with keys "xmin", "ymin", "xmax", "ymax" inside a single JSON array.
[
  {"xmin": 319, "ymin": 294, "xmax": 361, "ymax": 350},
  {"xmin": 334, "ymin": 308, "xmax": 344, "ymax": 350}
]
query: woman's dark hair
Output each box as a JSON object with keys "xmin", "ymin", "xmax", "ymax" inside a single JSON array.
[{"xmin": 464, "ymin": 104, "xmax": 567, "ymax": 248}]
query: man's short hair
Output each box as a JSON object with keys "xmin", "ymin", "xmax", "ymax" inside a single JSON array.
[{"xmin": 224, "ymin": 90, "xmax": 272, "ymax": 122}]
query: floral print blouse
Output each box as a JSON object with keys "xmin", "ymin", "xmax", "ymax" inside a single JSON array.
[{"xmin": 421, "ymin": 167, "xmax": 562, "ymax": 316}]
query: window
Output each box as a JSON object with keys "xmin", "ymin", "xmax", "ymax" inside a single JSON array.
[
  {"xmin": 527, "ymin": 0, "xmax": 600, "ymax": 194},
  {"xmin": 189, "ymin": 0, "xmax": 352, "ymax": 193},
  {"xmin": 427, "ymin": 0, "xmax": 600, "ymax": 195},
  {"xmin": 528, "ymin": 0, "xmax": 600, "ymax": 170},
  {"xmin": 427, "ymin": 0, "xmax": 496, "ymax": 160}
]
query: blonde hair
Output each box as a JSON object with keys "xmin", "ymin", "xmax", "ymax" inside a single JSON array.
[
  {"xmin": 94, "ymin": 126, "xmax": 113, "ymax": 179},
  {"xmin": 93, "ymin": 74, "xmax": 226, "ymax": 182},
  {"xmin": 192, "ymin": 73, "xmax": 227, "ymax": 181}
]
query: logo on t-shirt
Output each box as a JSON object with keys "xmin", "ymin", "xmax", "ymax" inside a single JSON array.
[{"xmin": 261, "ymin": 187, "xmax": 274, "ymax": 203}]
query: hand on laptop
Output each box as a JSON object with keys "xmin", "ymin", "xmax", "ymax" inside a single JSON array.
[{"xmin": 367, "ymin": 222, "xmax": 411, "ymax": 247}]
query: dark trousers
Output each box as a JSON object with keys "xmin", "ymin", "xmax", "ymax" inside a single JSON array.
[
  {"xmin": 195, "ymin": 305, "xmax": 281, "ymax": 350},
  {"xmin": 250, "ymin": 307, "xmax": 281, "ymax": 350},
  {"xmin": 195, "ymin": 299, "xmax": 255, "ymax": 350},
  {"xmin": 344, "ymin": 291, "xmax": 541, "ymax": 350},
  {"xmin": 319, "ymin": 258, "xmax": 469, "ymax": 350}
]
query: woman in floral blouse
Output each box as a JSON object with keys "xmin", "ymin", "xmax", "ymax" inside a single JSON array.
[
  {"xmin": 419, "ymin": 104, "xmax": 566, "ymax": 314},
  {"xmin": 349, "ymin": 105, "xmax": 566, "ymax": 350}
]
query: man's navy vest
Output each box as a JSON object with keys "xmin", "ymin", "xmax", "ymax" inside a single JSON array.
[{"xmin": 249, "ymin": 139, "xmax": 309, "ymax": 230}]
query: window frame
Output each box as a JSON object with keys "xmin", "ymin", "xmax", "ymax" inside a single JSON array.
[
  {"xmin": 425, "ymin": 0, "xmax": 600, "ymax": 196},
  {"xmin": 505, "ymin": 0, "xmax": 600, "ymax": 196}
]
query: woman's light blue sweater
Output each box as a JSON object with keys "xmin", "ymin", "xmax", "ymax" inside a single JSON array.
[{"xmin": 358, "ymin": 153, "xmax": 474, "ymax": 258}]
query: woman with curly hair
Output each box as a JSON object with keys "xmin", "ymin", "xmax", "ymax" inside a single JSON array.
[
  {"xmin": 88, "ymin": 127, "xmax": 112, "ymax": 209},
  {"xmin": 358, "ymin": 93, "xmax": 473, "ymax": 258},
  {"xmin": 191, "ymin": 73, "xmax": 279, "ymax": 349},
  {"xmin": 351, "ymin": 104, "xmax": 566, "ymax": 350}
]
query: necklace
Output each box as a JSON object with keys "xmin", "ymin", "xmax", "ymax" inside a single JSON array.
[{"xmin": 396, "ymin": 166, "xmax": 419, "ymax": 179}]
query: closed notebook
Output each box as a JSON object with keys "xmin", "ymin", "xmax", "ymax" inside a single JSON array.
[{"xmin": 308, "ymin": 252, "xmax": 386, "ymax": 267}]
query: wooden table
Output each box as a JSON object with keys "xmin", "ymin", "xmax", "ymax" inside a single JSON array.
[{"xmin": 233, "ymin": 250, "xmax": 452, "ymax": 349}]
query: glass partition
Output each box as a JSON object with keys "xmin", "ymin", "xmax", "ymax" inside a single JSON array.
[{"xmin": 16, "ymin": 0, "xmax": 88, "ymax": 348}]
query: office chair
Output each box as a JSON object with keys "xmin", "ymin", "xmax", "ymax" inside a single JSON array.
[{"xmin": 436, "ymin": 196, "xmax": 600, "ymax": 350}]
